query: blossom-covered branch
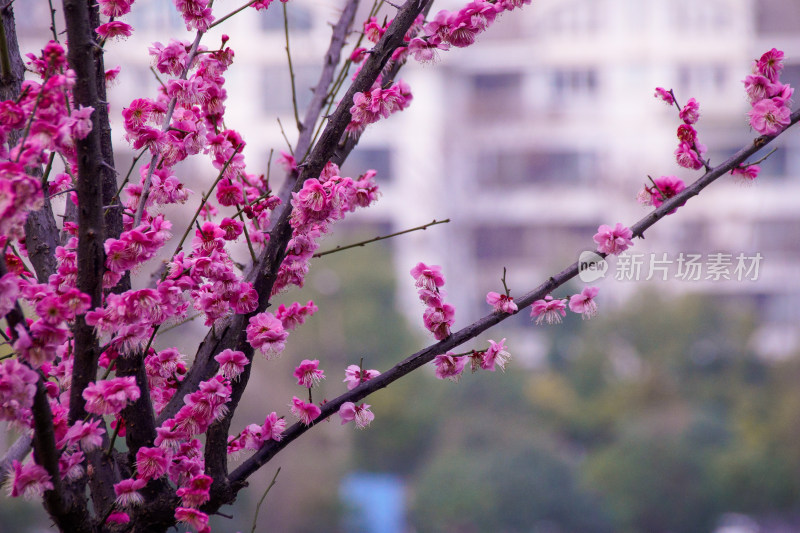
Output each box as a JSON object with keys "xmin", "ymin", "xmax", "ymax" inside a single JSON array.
[{"xmin": 225, "ymin": 107, "xmax": 800, "ymax": 494}]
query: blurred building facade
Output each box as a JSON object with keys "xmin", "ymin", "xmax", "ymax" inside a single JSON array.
[{"xmin": 15, "ymin": 0, "xmax": 800, "ymax": 360}]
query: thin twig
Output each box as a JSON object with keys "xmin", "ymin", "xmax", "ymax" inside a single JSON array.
[
  {"xmin": 283, "ymin": 2, "xmax": 302, "ymax": 131},
  {"xmin": 250, "ymin": 467, "xmax": 281, "ymax": 533},
  {"xmin": 313, "ymin": 219, "xmax": 450, "ymax": 258},
  {"xmin": 743, "ymin": 147, "xmax": 778, "ymax": 167},
  {"xmin": 209, "ymin": 0, "xmax": 261, "ymax": 29}
]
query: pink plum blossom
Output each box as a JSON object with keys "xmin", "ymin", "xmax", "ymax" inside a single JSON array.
[
  {"xmin": 294, "ymin": 359, "xmax": 325, "ymax": 388},
  {"xmin": 569, "ymin": 287, "xmax": 599, "ymax": 319},
  {"xmin": 731, "ymin": 165, "xmax": 760, "ymax": 183},
  {"xmin": 530, "ymin": 297, "xmax": 567, "ymax": 325},
  {"xmin": 654, "ymin": 87, "xmax": 674, "ymax": 105},
  {"xmin": 748, "ymin": 98, "xmax": 791, "ymax": 135},
  {"xmin": 114, "ymin": 478, "xmax": 146, "ymax": 507},
  {"xmin": 410, "ymin": 262, "xmax": 445, "ymax": 290},
  {"xmin": 9, "ymin": 461, "xmax": 53, "ymax": 499},
  {"xmin": 343, "ymin": 365, "xmax": 380, "ymax": 390},
  {"xmin": 214, "ymin": 349, "xmax": 249, "ymax": 380},
  {"xmin": 59, "ymin": 419, "xmax": 105, "ymax": 452},
  {"xmin": 136, "ymin": 446, "xmax": 170, "ymax": 481},
  {"xmin": 290, "ymin": 396, "xmax": 321, "ymax": 426},
  {"xmin": 246, "ymin": 312, "xmax": 289, "ymax": 358},
  {"xmin": 486, "ymin": 291, "xmax": 518, "ymax": 313},
  {"xmin": 756, "ymin": 48, "xmax": 784, "ymax": 82},
  {"xmin": 433, "ymin": 353, "xmax": 466, "ymax": 382},
  {"xmin": 679, "ymin": 98, "xmax": 700, "ymax": 124},
  {"xmin": 339, "ymin": 402, "xmax": 375, "ymax": 429},
  {"xmin": 480, "ymin": 338, "xmax": 511, "ymax": 371},
  {"xmin": 593, "ymin": 223, "xmax": 633, "ymax": 255}
]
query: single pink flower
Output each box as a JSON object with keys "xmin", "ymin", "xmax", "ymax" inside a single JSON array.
[
  {"xmin": 262, "ymin": 412, "xmax": 286, "ymax": 441},
  {"xmin": 675, "ymin": 142, "xmax": 704, "ymax": 170},
  {"xmin": 486, "ymin": 291, "xmax": 518, "ymax": 314},
  {"xmin": 246, "ymin": 312, "xmax": 289, "ymax": 358},
  {"xmin": 175, "ymin": 507, "xmax": 210, "ymax": 533},
  {"xmin": 338, "ymin": 402, "xmax": 375, "ymax": 428},
  {"xmin": 731, "ymin": 164, "xmax": 760, "ymax": 183},
  {"xmin": 748, "ymin": 98, "xmax": 791, "ymax": 135},
  {"xmin": 654, "ymin": 87, "xmax": 674, "ymax": 105},
  {"xmin": 410, "ymin": 262, "xmax": 446, "ymax": 290},
  {"xmin": 113, "ymin": 478, "xmax": 146, "ymax": 507},
  {"xmin": 106, "ymin": 512, "xmax": 130, "ymax": 525},
  {"xmin": 530, "ymin": 297, "xmax": 567, "ymax": 325},
  {"xmin": 679, "ymin": 98, "xmax": 700, "ymax": 124},
  {"xmin": 9, "ymin": 461, "xmax": 53, "ymax": 499},
  {"xmin": 136, "ymin": 446, "xmax": 170, "ymax": 481},
  {"xmin": 756, "ymin": 48, "xmax": 784, "ymax": 82},
  {"xmin": 293, "ymin": 359, "xmax": 325, "ymax": 388},
  {"xmin": 569, "ymin": 287, "xmax": 599, "ymax": 319},
  {"xmin": 647, "ymin": 175, "xmax": 686, "ymax": 214},
  {"xmin": 481, "ymin": 339, "xmax": 511, "ymax": 371},
  {"xmin": 96, "ymin": 21, "xmax": 133, "ymax": 40},
  {"xmin": 59, "ymin": 419, "xmax": 105, "ymax": 452},
  {"xmin": 343, "ymin": 364, "xmax": 380, "ymax": 390},
  {"xmin": 593, "ymin": 223, "xmax": 633, "ymax": 255},
  {"xmin": 433, "ymin": 353, "xmax": 466, "ymax": 382},
  {"xmin": 290, "ymin": 396, "xmax": 321, "ymax": 426},
  {"xmin": 214, "ymin": 349, "xmax": 249, "ymax": 380}
]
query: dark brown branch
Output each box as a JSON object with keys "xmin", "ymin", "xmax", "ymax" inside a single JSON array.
[
  {"xmin": 0, "ymin": 3, "xmax": 61, "ymax": 282},
  {"xmin": 62, "ymin": 0, "xmax": 122, "ymax": 525},
  {"xmin": 62, "ymin": 0, "xmax": 107, "ymax": 423},
  {"xmin": 225, "ymin": 108, "xmax": 800, "ymax": 492}
]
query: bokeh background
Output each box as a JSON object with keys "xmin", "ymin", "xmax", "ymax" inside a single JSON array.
[{"xmin": 4, "ymin": 0, "xmax": 800, "ymax": 531}]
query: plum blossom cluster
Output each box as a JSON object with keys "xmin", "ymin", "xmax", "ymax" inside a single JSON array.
[
  {"xmin": 227, "ymin": 412, "xmax": 285, "ymax": 455},
  {"xmin": 530, "ymin": 287, "xmax": 599, "ymax": 325},
  {"xmin": 400, "ymin": 0, "xmax": 531, "ymax": 62},
  {"xmin": 243, "ymin": 301, "xmax": 318, "ymax": 360},
  {"xmin": 274, "ymin": 161, "xmax": 379, "ymax": 295},
  {"xmin": 107, "ymin": 369, "xmax": 239, "ymax": 528},
  {"xmin": 410, "ymin": 262, "xmax": 455, "ymax": 340},
  {"xmin": 0, "ymin": 42, "xmax": 93, "ymax": 239},
  {"xmin": 745, "ymin": 48, "xmax": 793, "ymax": 136},
  {"xmin": 348, "ymin": 1, "xmax": 532, "ymax": 133},
  {"xmin": 432, "ymin": 338, "xmax": 511, "ymax": 383},
  {"xmin": 654, "ymin": 87, "xmax": 707, "ymax": 171}
]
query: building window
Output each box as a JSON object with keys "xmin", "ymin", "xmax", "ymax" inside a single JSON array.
[
  {"xmin": 756, "ymin": 0, "xmax": 800, "ymax": 34},
  {"xmin": 670, "ymin": 0, "xmax": 730, "ymax": 32},
  {"xmin": 551, "ymin": 68, "xmax": 597, "ymax": 101},
  {"xmin": 468, "ymin": 72, "xmax": 523, "ymax": 119},
  {"xmin": 477, "ymin": 149, "xmax": 597, "ymax": 185},
  {"xmin": 677, "ymin": 64, "xmax": 727, "ymax": 95}
]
